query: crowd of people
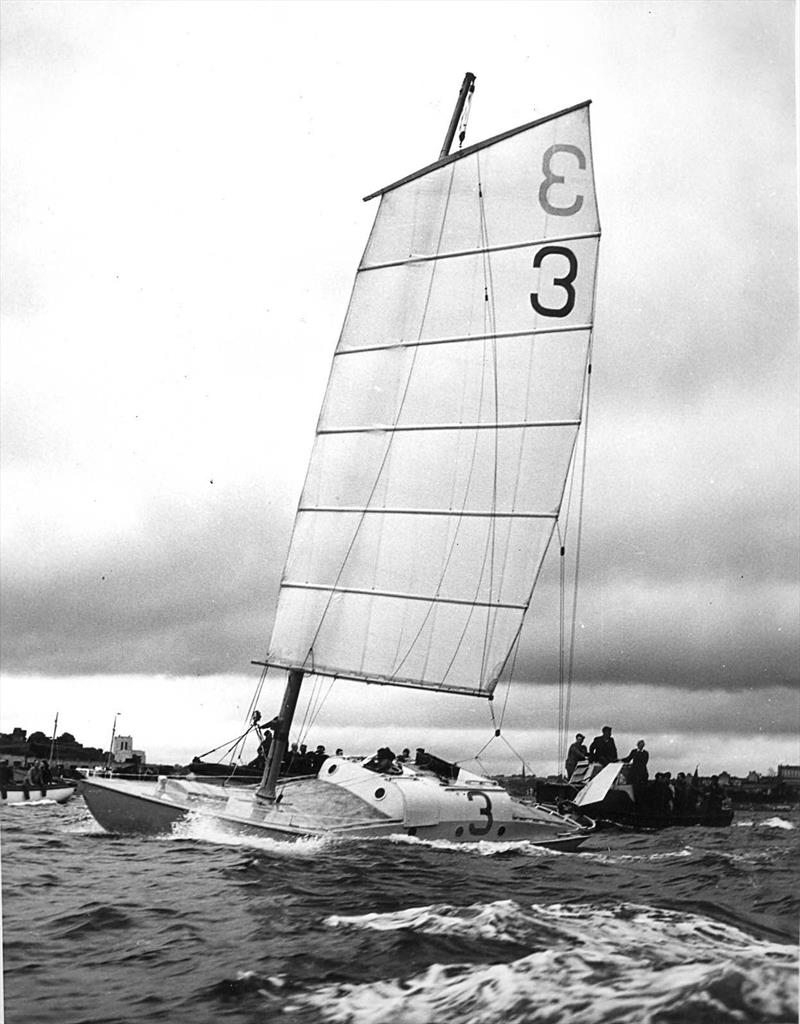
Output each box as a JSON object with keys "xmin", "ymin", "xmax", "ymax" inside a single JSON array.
[
  {"xmin": 563, "ymin": 725, "xmax": 728, "ymax": 819},
  {"xmin": 249, "ymin": 734, "xmax": 448, "ymax": 781},
  {"xmin": 565, "ymin": 726, "xmax": 653, "ymax": 780},
  {"xmin": 0, "ymin": 757, "xmax": 57, "ymax": 794}
]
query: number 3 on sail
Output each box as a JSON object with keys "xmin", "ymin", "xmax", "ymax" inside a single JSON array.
[
  {"xmin": 530, "ymin": 246, "xmax": 578, "ymax": 318},
  {"xmin": 531, "ymin": 135, "xmax": 596, "ymax": 322}
]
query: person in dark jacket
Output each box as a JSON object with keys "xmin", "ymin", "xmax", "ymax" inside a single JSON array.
[
  {"xmin": 589, "ymin": 726, "xmax": 618, "ymax": 766},
  {"xmin": 624, "ymin": 740, "xmax": 649, "ymax": 783},
  {"xmin": 624, "ymin": 739, "xmax": 649, "ymax": 806},
  {"xmin": 0, "ymin": 758, "xmax": 12, "ymax": 797}
]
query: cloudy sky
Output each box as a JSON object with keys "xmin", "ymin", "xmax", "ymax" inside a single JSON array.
[{"xmin": 1, "ymin": 0, "xmax": 797, "ymax": 776}]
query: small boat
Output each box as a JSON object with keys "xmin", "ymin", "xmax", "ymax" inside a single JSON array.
[
  {"xmin": 82, "ymin": 74, "xmax": 602, "ymax": 850},
  {"xmin": 1, "ymin": 782, "xmax": 77, "ymax": 806}
]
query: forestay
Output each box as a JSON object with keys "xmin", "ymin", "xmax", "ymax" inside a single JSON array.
[{"xmin": 268, "ymin": 101, "xmax": 600, "ymax": 697}]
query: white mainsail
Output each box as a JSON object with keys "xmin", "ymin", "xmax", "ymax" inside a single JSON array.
[{"xmin": 267, "ymin": 101, "xmax": 600, "ymax": 697}]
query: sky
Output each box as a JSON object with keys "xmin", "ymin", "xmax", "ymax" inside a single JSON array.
[{"xmin": 1, "ymin": 0, "xmax": 798, "ymax": 777}]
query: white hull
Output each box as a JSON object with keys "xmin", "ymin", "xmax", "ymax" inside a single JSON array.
[
  {"xmin": 1, "ymin": 784, "xmax": 76, "ymax": 805},
  {"xmin": 81, "ymin": 756, "xmax": 592, "ymax": 851}
]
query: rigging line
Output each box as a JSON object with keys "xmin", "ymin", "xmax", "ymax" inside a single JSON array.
[
  {"xmin": 301, "ymin": 161, "xmax": 462, "ymax": 671},
  {"xmin": 391, "ymin": 351, "xmax": 487, "ymax": 681},
  {"xmin": 559, "ymin": 534, "xmax": 567, "ymax": 774},
  {"xmin": 390, "ymin": 162, "xmax": 494, "ymax": 683},
  {"xmin": 469, "ymin": 734, "xmax": 497, "ymax": 761},
  {"xmin": 296, "ymin": 672, "xmax": 328, "ymax": 747},
  {"xmin": 196, "ymin": 724, "xmax": 256, "ymax": 761},
  {"xmin": 489, "ymin": 514, "xmax": 559, "ymax": 687},
  {"xmin": 431, "ymin": 316, "xmax": 498, "ymax": 687},
  {"xmin": 498, "ymin": 732, "xmax": 534, "ymax": 774},
  {"xmin": 553, "ymin": 349, "xmax": 593, "ymax": 767},
  {"xmin": 235, "ymin": 662, "xmax": 270, "ymax": 762},
  {"xmin": 436, "ymin": 150, "xmax": 509, "ymax": 692},
  {"xmin": 432, "ymin": 167, "xmax": 500, "ymax": 689},
  {"xmin": 496, "ymin": 629, "xmax": 521, "ymax": 731},
  {"xmin": 477, "ymin": 149, "xmax": 502, "ymax": 687},
  {"xmin": 552, "ymin": 413, "xmax": 584, "ymax": 772},
  {"xmin": 562, "ymin": 242, "xmax": 601, "ymax": 745},
  {"xmin": 292, "ymin": 673, "xmax": 321, "ymax": 746},
  {"xmin": 565, "ymin": 347, "xmax": 594, "ymax": 736},
  {"xmin": 303, "ymin": 674, "xmax": 337, "ymax": 739}
]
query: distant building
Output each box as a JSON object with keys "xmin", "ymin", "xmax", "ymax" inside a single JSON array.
[
  {"xmin": 111, "ymin": 735, "xmax": 146, "ymax": 764},
  {"xmin": 777, "ymin": 765, "xmax": 800, "ymax": 789}
]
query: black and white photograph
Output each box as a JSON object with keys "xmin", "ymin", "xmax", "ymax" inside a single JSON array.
[{"xmin": 1, "ymin": 1, "xmax": 797, "ymax": 1021}]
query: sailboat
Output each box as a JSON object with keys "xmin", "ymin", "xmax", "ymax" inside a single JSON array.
[
  {"xmin": 81, "ymin": 75, "xmax": 601, "ymax": 850},
  {"xmin": 1, "ymin": 714, "xmax": 77, "ymax": 806}
]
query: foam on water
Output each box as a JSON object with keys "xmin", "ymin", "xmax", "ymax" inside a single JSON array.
[
  {"xmin": 169, "ymin": 812, "xmax": 333, "ymax": 857},
  {"xmin": 2, "ymin": 797, "xmax": 64, "ymax": 808},
  {"xmin": 387, "ymin": 834, "xmax": 558, "ymax": 857},
  {"xmin": 762, "ymin": 816, "xmax": 794, "ymax": 830},
  {"xmin": 308, "ymin": 900, "xmax": 798, "ymax": 1024},
  {"xmin": 579, "ymin": 847, "xmax": 693, "ymax": 865}
]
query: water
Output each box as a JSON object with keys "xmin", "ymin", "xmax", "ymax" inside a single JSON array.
[{"xmin": 2, "ymin": 800, "xmax": 798, "ymax": 1024}]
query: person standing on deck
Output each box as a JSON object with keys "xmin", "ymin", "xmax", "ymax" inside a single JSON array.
[
  {"xmin": 624, "ymin": 739, "xmax": 649, "ymax": 807},
  {"xmin": 565, "ymin": 734, "xmax": 588, "ymax": 778},
  {"xmin": 624, "ymin": 740, "xmax": 649, "ymax": 783},
  {"xmin": 589, "ymin": 726, "xmax": 618, "ymax": 766}
]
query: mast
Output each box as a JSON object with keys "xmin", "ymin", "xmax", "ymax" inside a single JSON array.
[
  {"xmin": 49, "ymin": 712, "xmax": 58, "ymax": 763},
  {"xmin": 257, "ymin": 669, "xmax": 304, "ymax": 801},
  {"xmin": 439, "ymin": 72, "xmax": 476, "ymax": 158},
  {"xmin": 106, "ymin": 712, "xmax": 120, "ymax": 771}
]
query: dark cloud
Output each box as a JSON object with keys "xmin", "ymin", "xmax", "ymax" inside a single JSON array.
[
  {"xmin": 1, "ymin": 1, "xmax": 796, "ymax": 721},
  {"xmin": 1, "ymin": 488, "xmax": 292, "ymax": 676}
]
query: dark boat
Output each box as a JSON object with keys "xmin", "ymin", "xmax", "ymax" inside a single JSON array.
[{"xmin": 537, "ymin": 761, "xmax": 734, "ymax": 829}]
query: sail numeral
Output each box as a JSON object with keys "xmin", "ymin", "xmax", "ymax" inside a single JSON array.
[
  {"xmin": 530, "ymin": 246, "xmax": 578, "ymax": 318},
  {"xmin": 467, "ymin": 790, "xmax": 493, "ymax": 835},
  {"xmin": 539, "ymin": 144, "xmax": 586, "ymax": 216}
]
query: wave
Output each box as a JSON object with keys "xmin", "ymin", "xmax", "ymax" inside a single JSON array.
[
  {"xmin": 578, "ymin": 847, "xmax": 694, "ymax": 864},
  {"xmin": 308, "ymin": 900, "xmax": 798, "ymax": 1023},
  {"xmin": 169, "ymin": 812, "xmax": 333, "ymax": 857},
  {"xmin": 732, "ymin": 818, "xmax": 795, "ymax": 830},
  {"xmin": 387, "ymin": 834, "xmax": 559, "ymax": 857}
]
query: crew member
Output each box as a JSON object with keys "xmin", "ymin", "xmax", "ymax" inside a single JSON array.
[{"xmin": 589, "ymin": 726, "xmax": 618, "ymax": 766}]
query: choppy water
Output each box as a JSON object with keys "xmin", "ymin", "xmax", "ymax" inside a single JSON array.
[{"xmin": 2, "ymin": 799, "xmax": 798, "ymax": 1023}]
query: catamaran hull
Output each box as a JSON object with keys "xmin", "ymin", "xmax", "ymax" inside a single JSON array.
[
  {"xmin": 1, "ymin": 784, "xmax": 76, "ymax": 806},
  {"xmin": 80, "ymin": 758, "xmax": 593, "ymax": 851},
  {"xmin": 79, "ymin": 779, "xmax": 188, "ymax": 833}
]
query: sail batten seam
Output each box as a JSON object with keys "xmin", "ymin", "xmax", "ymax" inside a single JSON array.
[
  {"xmin": 253, "ymin": 661, "xmax": 495, "ymax": 699},
  {"xmin": 280, "ymin": 581, "xmax": 527, "ymax": 610},
  {"xmin": 359, "ymin": 231, "xmax": 600, "ymax": 272},
  {"xmin": 296, "ymin": 506, "xmax": 558, "ymax": 519},
  {"xmin": 317, "ymin": 419, "xmax": 580, "ymax": 435},
  {"xmin": 335, "ymin": 323, "xmax": 592, "ymax": 356}
]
